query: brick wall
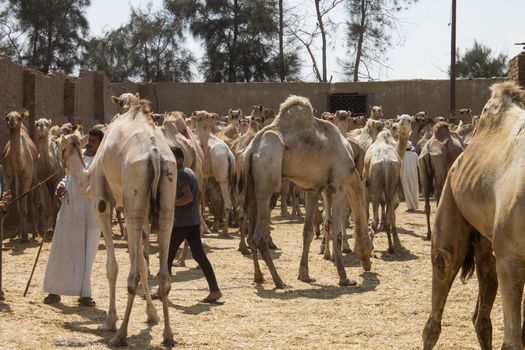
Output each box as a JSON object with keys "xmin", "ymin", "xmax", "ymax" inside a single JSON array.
[{"xmin": 509, "ymin": 51, "xmax": 525, "ymax": 86}]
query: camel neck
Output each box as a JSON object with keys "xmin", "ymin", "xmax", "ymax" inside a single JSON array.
[
  {"xmin": 397, "ymin": 130, "xmax": 409, "ymax": 160},
  {"xmin": 67, "ymin": 152, "xmax": 90, "ymax": 194},
  {"xmin": 8, "ymin": 127, "xmax": 22, "ymax": 166},
  {"xmin": 196, "ymin": 125, "xmax": 210, "ymax": 151},
  {"xmin": 36, "ymin": 135, "xmax": 50, "ymax": 164}
]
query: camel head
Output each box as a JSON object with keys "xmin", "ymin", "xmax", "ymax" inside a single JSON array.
[
  {"xmin": 239, "ymin": 118, "xmax": 249, "ymax": 135},
  {"xmin": 366, "ymin": 119, "xmax": 384, "ymax": 140},
  {"xmin": 228, "ymin": 109, "xmax": 243, "ymax": 126},
  {"xmin": 251, "ymin": 105, "xmax": 263, "ymax": 119},
  {"xmin": 396, "ymin": 114, "xmax": 413, "ymax": 136},
  {"xmin": 57, "ymin": 133, "xmax": 84, "ymax": 169},
  {"xmin": 5, "ymin": 111, "xmax": 23, "ymax": 130},
  {"xmin": 334, "ymin": 110, "xmax": 351, "ymax": 134},
  {"xmin": 262, "ymin": 108, "xmax": 275, "ymax": 126},
  {"xmin": 348, "ymin": 116, "xmax": 365, "ymax": 131},
  {"xmin": 191, "ymin": 110, "xmax": 214, "ymax": 131},
  {"xmin": 389, "ymin": 122, "xmax": 400, "ymax": 141},
  {"xmin": 370, "ymin": 105, "xmax": 383, "ymax": 120},
  {"xmin": 112, "ymin": 92, "xmax": 140, "ymax": 114},
  {"xmin": 35, "ymin": 118, "xmax": 52, "ymax": 138}
]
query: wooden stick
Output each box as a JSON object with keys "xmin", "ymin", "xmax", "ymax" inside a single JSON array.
[
  {"xmin": 0, "ymin": 213, "xmax": 5, "ymax": 301},
  {"xmin": 23, "ymin": 228, "xmax": 49, "ymax": 297}
]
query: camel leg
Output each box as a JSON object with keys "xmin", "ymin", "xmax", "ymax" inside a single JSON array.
[
  {"xmin": 341, "ymin": 200, "xmax": 352, "ymax": 253},
  {"xmin": 321, "ymin": 191, "xmax": 332, "ymax": 260},
  {"xmin": 280, "ymin": 178, "xmax": 290, "ymax": 217},
  {"xmin": 139, "ymin": 242, "xmax": 159, "ymax": 324},
  {"xmin": 247, "ymin": 195, "xmax": 263, "ymax": 283},
  {"xmin": 379, "ymin": 202, "xmax": 386, "ymax": 231},
  {"xmin": 496, "ymin": 254, "xmax": 524, "ymax": 350},
  {"xmin": 472, "ymin": 235, "xmax": 497, "ymax": 350},
  {"xmin": 174, "ymin": 240, "xmax": 188, "ymax": 267},
  {"xmin": 237, "ymin": 205, "xmax": 250, "ymax": 255},
  {"xmin": 94, "ymin": 198, "xmax": 119, "ymax": 333},
  {"xmin": 422, "ymin": 181, "xmax": 476, "ymax": 350},
  {"xmin": 298, "ymin": 191, "xmax": 318, "ymax": 283},
  {"xmin": 18, "ymin": 178, "xmax": 32, "ymax": 242},
  {"xmin": 253, "ymin": 193, "xmax": 284, "ymax": 289},
  {"xmin": 331, "ymin": 190, "xmax": 354, "ymax": 286},
  {"xmin": 218, "ymin": 180, "xmax": 231, "ymax": 236}
]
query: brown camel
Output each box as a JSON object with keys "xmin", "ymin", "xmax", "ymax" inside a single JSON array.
[
  {"xmin": 242, "ymin": 95, "xmax": 373, "ymax": 288},
  {"xmin": 418, "ymin": 122, "xmax": 464, "ymax": 239},
  {"xmin": 34, "ymin": 118, "xmax": 64, "ymax": 231},
  {"xmin": 423, "ymin": 81, "xmax": 525, "ymax": 350},
  {"xmin": 3, "ymin": 112, "xmax": 39, "ymax": 242}
]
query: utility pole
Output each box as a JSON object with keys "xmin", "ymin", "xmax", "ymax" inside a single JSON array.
[{"xmin": 450, "ymin": 0, "xmax": 456, "ymax": 113}]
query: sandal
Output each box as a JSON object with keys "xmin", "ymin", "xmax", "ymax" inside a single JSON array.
[
  {"xmin": 78, "ymin": 297, "xmax": 96, "ymax": 307},
  {"xmin": 44, "ymin": 294, "xmax": 61, "ymax": 304}
]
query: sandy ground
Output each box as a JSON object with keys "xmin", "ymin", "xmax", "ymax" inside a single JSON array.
[{"xmin": 0, "ymin": 199, "xmax": 504, "ymax": 349}]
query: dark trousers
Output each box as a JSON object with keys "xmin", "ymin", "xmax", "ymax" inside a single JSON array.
[{"xmin": 167, "ymin": 224, "xmax": 220, "ymax": 292}]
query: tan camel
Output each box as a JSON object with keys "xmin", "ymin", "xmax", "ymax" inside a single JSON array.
[
  {"xmin": 449, "ymin": 107, "xmax": 473, "ymax": 124},
  {"xmin": 423, "ymin": 81, "xmax": 525, "ymax": 350},
  {"xmin": 363, "ymin": 114, "xmax": 411, "ymax": 253},
  {"xmin": 370, "ymin": 105, "xmax": 384, "ymax": 120},
  {"xmin": 347, "ymin": 115, "xmax": 366, "ymax": 132},
  {"xmin": 408, "ymin": 111, "xmax": 433, "ymax": 153},
  {"xmin": 217, "ymin": 109, "xmax": 242, "ymax": 149},
  {"xmin": 192, "ymin": 110, "xmax": 235, "ymax": 235},
  {"xmin": 242, "ymin": 95, "xmax": 373, "ymax": 288},
  {"xmin": 3, "ymin": 112, "xmax": 39, "ymax": 242},
  {"xmin": 418, "ymin": 122, "xmax": 464, "ymax": 239},
  {"xmin": 333, "ymin": 110, "xmax": 351, "ymax": 134},
  {"xmin": 61, "ymin": 95, "xmax": 177, "ymax": 347},
  {"xmin": 261, "ymin": 107, "xmax": 276, "ymax": 127},
  {"xmin": 34, "ymin": 118, "xmax": 64, "ymax": 230}
]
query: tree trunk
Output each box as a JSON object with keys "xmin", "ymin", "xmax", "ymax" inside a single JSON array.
[
  {"xmin": 228, "ymin": 0, "xmax": 239, "ymax": 82},
  {"xmin": 353, "ymin": 0, "xmax": 366, "ymax": 82},
  {"xmin": 315, "ymin": 0, "xmax": 327, "ymax": 82},
  {"xmin": 279, "ymin": 0, "xmax": 284, "ymax": 82}
]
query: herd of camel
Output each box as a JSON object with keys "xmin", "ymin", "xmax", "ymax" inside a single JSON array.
[{"xmin": 2, "ymin": 80, "xmax": 525, "ymax": 349}]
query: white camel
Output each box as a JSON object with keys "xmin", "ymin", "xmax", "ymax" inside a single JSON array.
[
  {"xmin": 59, "ymin": 94, "xmax": 177, "ymax": 347},
  {"xmin": 191, "ymin": 110, "xmax": 235, "ymax": 236}
]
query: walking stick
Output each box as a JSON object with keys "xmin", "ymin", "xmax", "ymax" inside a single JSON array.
[
  {"xmin": 0, "ymin": 212, "xmax": 5, "ymax": 301},
  {"xmin": 23, "ymin": 228, "xmax": 49, "ymax": 297}
]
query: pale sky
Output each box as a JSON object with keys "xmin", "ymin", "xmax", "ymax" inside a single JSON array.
[{"xmin": 86, "ymin": 0, "xmax": 525, "ymax": 82}]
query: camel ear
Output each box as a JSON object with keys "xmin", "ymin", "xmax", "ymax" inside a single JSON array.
[
  {"xmin": 191, "ymin": 111, "xmax": 197, "ymax": 116},
  {"xmin": 134, "ymin": 92, "xmax": 140, "ymax": 98},
  {"xmin": 79, "ymin": 135, "xmax": 88, "ymax": 148},
  {"xmin": 228, "ymin": 108, "xmax": 232, "ymax": 115},
  {"xmin": 111, "ymin": 96, "xmax": 118, "ymax": 104}
]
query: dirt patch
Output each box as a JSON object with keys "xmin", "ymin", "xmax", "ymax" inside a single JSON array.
[{"xmin": 0, "ymin": 199, "xmax": 503, "ymax": 349}]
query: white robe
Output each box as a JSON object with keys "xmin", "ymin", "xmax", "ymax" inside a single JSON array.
[
  {"xmin": 400, "ymin": 151, "xmax": 419, "ymax": 210},
  {"xmin": 43, "ymin": 156, "xmax": 99, "ymax": 297}
]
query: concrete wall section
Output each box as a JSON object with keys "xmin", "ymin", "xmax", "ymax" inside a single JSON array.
[{"xmin": 140, "ymin": 78, "xmax": 503, "ymax": 119}]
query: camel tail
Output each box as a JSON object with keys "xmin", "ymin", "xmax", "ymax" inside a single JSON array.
[
  {"xmin": 227, "ymin": 153, "xmax": 235, "ymax": 192},
  {"xmin": 460, "ymin": 231, "xmax": 479, "ymax": 283},
  {"xmin": 149, "ymin": 149, "xmax": 162, "ymax": 217}
]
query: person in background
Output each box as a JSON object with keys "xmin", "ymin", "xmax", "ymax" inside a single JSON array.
[
  {"xmin": 400, "ymin": 140, "xmax": 419, "ymax": 212},
  {"xmin": 42, "ymin": 128, "xmax": 104, "ymax": 306},
  {"xmin": 164, "ymin": 147, "xmax": 222, "ymax": 303}
]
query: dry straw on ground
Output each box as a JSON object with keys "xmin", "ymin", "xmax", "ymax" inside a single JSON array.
[{"xmin": 0, "ymin": 199, "xmax": 503, "ymax": 349}]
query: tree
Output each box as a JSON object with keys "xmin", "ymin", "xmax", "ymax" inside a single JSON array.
[
  {"xmin": 164, "ymin": 0, "xmax": 300, "ymax": 82},
  {"xmin": 343, "ymin": 0, "xmax": 416, "ymax": 81},
  {"xmin": 81, "ymin": 7, "xmax": 194, "ymax": 83},
  {"xmin": 1, "ymin": 0, "xmax": 90, "ymax": 74},
  {"xmin": 455, "ymin": 40, "xmax": 508, "ymax": 78},
  {"xmin": 286, "ymin": 0, "xmax": 344, "ymax": 82}
]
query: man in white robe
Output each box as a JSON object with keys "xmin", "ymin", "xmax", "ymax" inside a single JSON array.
[
  {"xmin": 400, "ymin": 141, "xmax": 419, "ymax": 211},
  {"xmin": 42, "ymin": 128, "xmax": 103, "ymax": 306}
]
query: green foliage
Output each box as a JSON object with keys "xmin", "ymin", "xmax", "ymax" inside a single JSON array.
[
  {"xmin": 343, "ymin": 0, "xmax": 416, "ymax": 81},
  {"xmin": 82, "ymin": 7, "xmax": 194, "ymax": 83},
  {"xmin": 165, "ymin": 0, "xmax": 300, "ymax": 82},
  {"xmin": 455, "ymin": 40, "xmax": 508, "ymax": 78},
  {"xmin": 2, "ymin": 0, "xmax": 90, "ymax": 74}
]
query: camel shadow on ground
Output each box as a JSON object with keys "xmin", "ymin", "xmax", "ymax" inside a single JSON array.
[
  {"xmin": 254, "ymin": 271, "xmax": 380, "ymax": 300},
  {"xmin": 0, "ymin": 300, "xmax": 13, "ymax": 313},
  {"xmin": 378, "ymin": 245, "xmax": 419, "ymax": 262},
  {"xmin": 5, "ymin": 238, "xmax": 40, "ymax": 256}
]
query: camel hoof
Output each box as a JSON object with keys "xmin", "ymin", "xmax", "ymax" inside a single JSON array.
[
  {"xmin": 339, "ymin": 279, "xmax": 357, "ymax": 287},
  {"xmin": 162, "ymin": 337, "xmax": 177, "ymax": 347},
  {"xmin": 274, "ymin": 282, "xmax": 286, "ymax": 289},
  {"xmin": 342, "ymin": 247, "xmax": 352, "ymax": 254},
  {"xmin": 238, "ymin": 247, "xmax": 251, "ymax": 255},
  {"xmin": 98, "ymin": 322, "xmax": 117, "ymax": 332},
  {"xmin": 323, "ymin": 253, "xmax": 331, "ymax": 261},
  {"xmin": 0, "ymin": 291, "xmax": 4, "ymax": 301},
  {"xmin": 268, "ymin": 242, "xmax": 278, "ymax": 250},
  {"xmin": 109, "ymin": 336, "xmax": 128, "ymax": 347},
  {"xmin": 298, "ymin": 275, "xmax": 316, "ymax": 283}
]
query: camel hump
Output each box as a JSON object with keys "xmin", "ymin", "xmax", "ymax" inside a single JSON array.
[
  {"xmin": 275, "ymin": 95, "xmax": 314, "ymax": 127},
  {"xmin": 490, "ymin": 81, "xmax": 525, "ymax": 109}
]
